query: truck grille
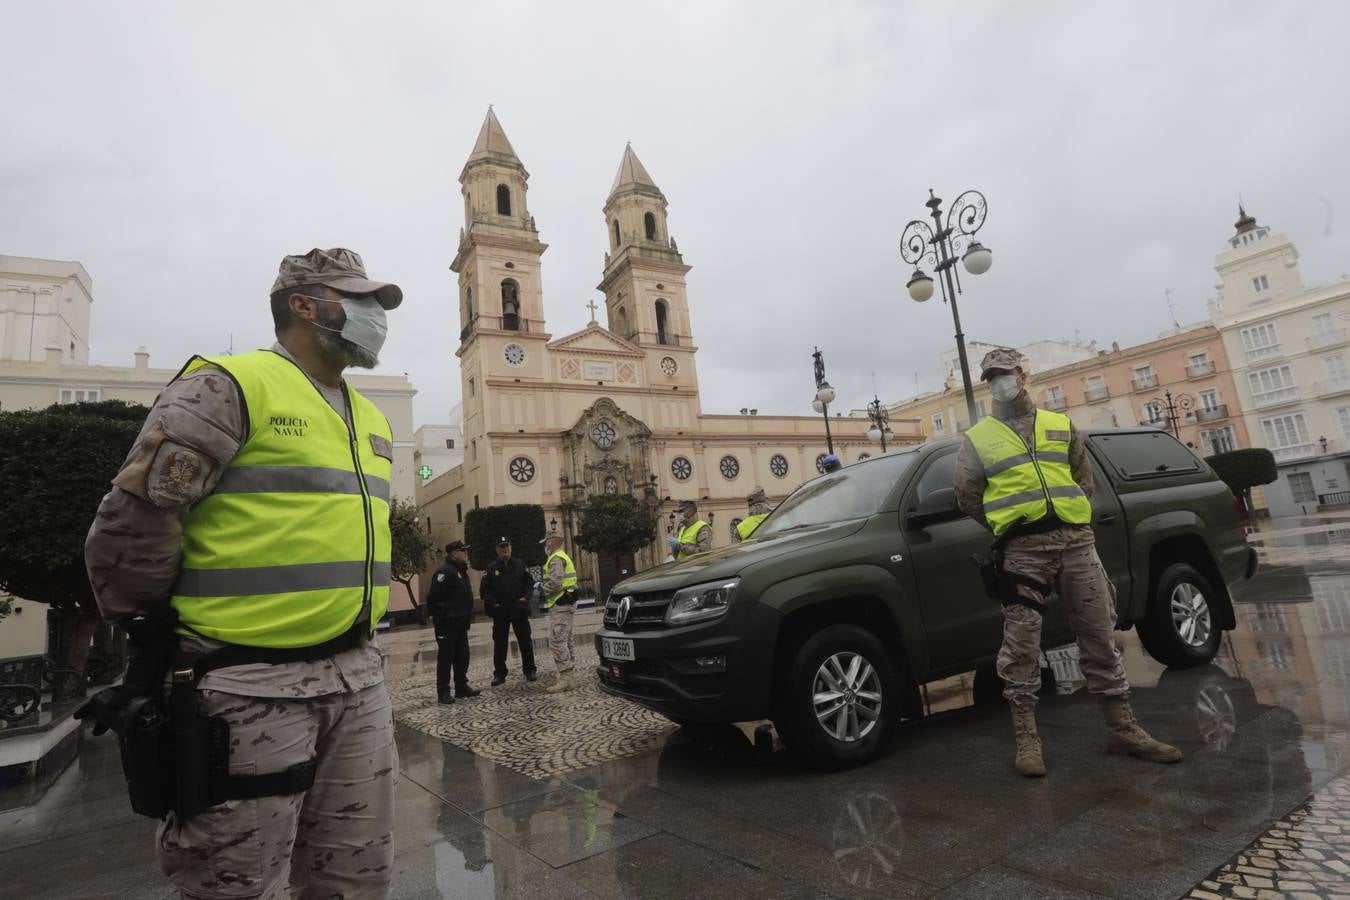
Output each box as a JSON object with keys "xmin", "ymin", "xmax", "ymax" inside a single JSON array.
[{"xmin": 603, "ymin": 591, "xmax": 673, "ymax": 630}]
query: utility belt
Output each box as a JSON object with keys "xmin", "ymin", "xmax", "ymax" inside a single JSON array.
[
  {"xmin": 550, "ymin": 589, "xmax": 579, "ymax": 608},
  {"xmin": 971, "ymin": 515, "xmax": 1055, "ymax": 615},
  {"xmin": 77, "ymin": 614, "xmax": 368, "ymax": 823}
]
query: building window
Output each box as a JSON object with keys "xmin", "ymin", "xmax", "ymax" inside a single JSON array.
[
  {"xmin": 1252, "ymin": 274, "xmax": 1269, "ymax": 293},
  {"xmin": 1200, "ymin": 389, "xmax": 1219, "ymax": 411},
  {"xmin": 612, "ymin": 219, "xmax": 621, "ymax": 249},
  {"xmin": 1045, "ymin": 385, "xmax": 1065, "ymax": 409},
  {"xmin": 1314, "ymin": 313, "xmax": 1335, "ymax": 336},
  {"xmin": 468, "ymin": 378, "xmax": 476, "ymax": 398},
  {"xmin": 501, "ymin": 280, "xmax": 520, "ymax": 330},
  {"xmin": 474, "ymin": 495, "xmax": 480, "ymax": 510},
  {"xmin": 591, "ymin": 420, "xmax": 617, "ymax": 450},
  {"xmin": 445, "ymin": 439, "xmax": 456, "ymax": 449},
  {"xmin": 719, "ymin": 455, "xmax": 741, "ymax": 479},
  {"xmin": 508, "ymin": 456, "xmax": 536, "ymax": 484},
  {"xmin": 465, "ymin": 286, "xmax": 474, "ymax": 322},
  {"xmin": 1327, "ymin": 355, "xmax": 1349, "ymax": 384},
  {"xmin": 616, "ymin": 307, "xmax": 630, "ymax": 339},
  {"xmin": 655, "ymin": 300, "xmax": 669, "ymax": 345},
  {"xmin": 58, "ymin": 388, "xmax": 101, "ymax": 404},
  {"xmin": 769, "ymin": 454, "xmax": 789, "ymax": 478},
  {"xmin": 1261, "ymin": 412, "xmax": 1313, "ymax": 461},
  {"xmin": 1288, "ymin": 472, "xmax": 1316, "ymax": 504},
  {"xmin": 931, "ymin": 412, "xmax": 945, "ymax": 435},
  {"xmin": 1241, "ymin": 322, "xmax": 1281, "ymax": 362},
  {"xmin": 1339, "ymin": 407, "xmax": 1350, "ymax": 441},
  {"xmin": 496, "ymin": 184, "xmax": 512, "ymax": 216},
  {"xmin": 1142, "ymin": 400, "xmax": 1164, "ymax": 425},
  {"xmin": 1133, "ymin": 364, "xmax": 1156, "ymax": 389},
  {"xmin": 671, "ymin": 456, "xmax": 693, "ymax": 480},
  {"xmin": 456, "ymin": 503, "xmax": 463, "ymax": 523},
  {"xmin": 644, "ymin": 212, "xmax": 657, "ymax": 241},
  {"xmin": 1248, "ymin": 364, "xmax": 1297, "ymax": 407},
  {"xmin": 1200, "ymin": 426, "xmax": 1237, "ymax": 455},
  {"xmin": 1086, "ymin": 374, "xmax": 1107, "ymax": 402}
]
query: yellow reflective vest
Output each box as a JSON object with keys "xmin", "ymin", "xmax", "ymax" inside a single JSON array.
[
  {"xmin": 676, "ymin": 519, "xmax": 709, "ymax": 558},
  {"xmin": 169, "ymin": 350, "xmax": 393, "ymax": 648},
  {"xmin": 966, "ymin": 409, "xmax": 1093, "ymax": 537},
  {"xmin": 736, "ymin": 513, "xmax": 769, "ymax": 541},
  {"xmin": 543, "ymin": 550, "xmax": 578, "ymax": 607}
]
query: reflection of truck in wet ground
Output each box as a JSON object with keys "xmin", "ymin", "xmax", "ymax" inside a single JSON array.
[{"xmin": 596, "ymin": 428, "xmax": 1258, "ymax": 768}]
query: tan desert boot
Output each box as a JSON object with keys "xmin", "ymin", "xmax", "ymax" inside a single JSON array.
[
  {"xmin": 1102, "ymin": 696, "xmax": 1183, "ymax": 763},
  {"xmin": 545, "ymin": 672, "xmax": 575, "ymax": 694},
  {"xmin": 1011, "ymin": 704, "xmax": 1047, "ymax": 777}
]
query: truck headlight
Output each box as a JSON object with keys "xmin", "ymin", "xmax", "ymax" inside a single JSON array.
[{"xmin": 665, "ymin": 578, "xmax": 739, "ymax": 626}]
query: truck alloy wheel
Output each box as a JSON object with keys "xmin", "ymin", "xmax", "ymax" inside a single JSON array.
[
  {"xmin": 813, "ymin": 651, "xmax": 883, "ymax": 743},
  {"xmin": 1138, "ymin": 562, "xmax": 1222, "ymax": 668},
  {"xmin": 1170, "ymin": 581, "xmax": 1213, "ymax": 649}
]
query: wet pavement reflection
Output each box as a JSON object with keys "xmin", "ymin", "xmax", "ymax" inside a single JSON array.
[{"xmin": 6, "ymin": 518, "xmax": 1350, "ymax": 897}]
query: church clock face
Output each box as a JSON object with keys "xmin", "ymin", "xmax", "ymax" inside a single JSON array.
[
  {"xmin": 591, "ymin": 420, "xmax": 617, "ymax": 450},
  {"xmin": 660, "ymin": 356, "xmax": 678, "ymax": 377},
  {"xmin": 503, "ymin": 343, "xmax": 526, "ymax": 366}
]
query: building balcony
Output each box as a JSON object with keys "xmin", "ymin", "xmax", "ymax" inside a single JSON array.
[
  {"xmin": 1252, "ymin": 387, "xmax": 1300, "ymax": 408},
  {"xmin": 1308, "ymin": 329, "xmax": 1349, "ymax": 351},
  {"xmin": 1137, "ymin": 418, "xmax": 1166, "ymax": 428},
  {"xmin": 1187, "ymin": 361, "xmax": 1216, "ymax": 379},
  {"xmin": 1314, "ymin": 377, "xmax": 1350, "ymax": 399},
  {"xmin": 1131, "ymin": 375, "xmax": 1159, "ymax": 392},
  {"xmin": 1195, "ymin": 405, "xmax": 1230, "ymax": 423},
  {"xmin": 1246, "ymin": 345, "xmax": 1284, "ymax": 363},
  {"xmin": 1043, "ymin": 396, "xmax": 1067, "ymax": 411},
  {"xmin": 1273, "ymin": 444, "xmax": 1316, "ymax": 463},
  {"xmin": 1085, "ymin": 386, "xmax": 1110, "ymax": 404}
]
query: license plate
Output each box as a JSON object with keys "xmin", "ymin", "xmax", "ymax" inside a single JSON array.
[{"xmin": 602, "ymin": 637, "xmax": 635, "ymax": 661}]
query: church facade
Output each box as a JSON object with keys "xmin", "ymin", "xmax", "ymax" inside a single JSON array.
[{"xmin": 418, "ymin": 110, "xmax": 921, "ymax": 599}]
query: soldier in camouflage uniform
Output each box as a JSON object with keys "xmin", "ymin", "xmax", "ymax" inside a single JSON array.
[
  {"xmin": 85, "ymin": 248, "xmax": 401, "ymax": 897},
  {"xmin": 540, "ymin": 531, "xmax": 579, "ymax": 693},
  {"xmin": 955, "ymin": 347, "xmax": 1181, "ymax": 777}
]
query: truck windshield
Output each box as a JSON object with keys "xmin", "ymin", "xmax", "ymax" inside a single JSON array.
[{"xmin": 755, "ymin": 451, "xmax": 919, "ymax": 536}]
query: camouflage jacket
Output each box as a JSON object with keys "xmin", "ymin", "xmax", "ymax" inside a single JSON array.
[{"xmin": 953, "ymin": 391, "xmax": 1095, "ymax": 550}]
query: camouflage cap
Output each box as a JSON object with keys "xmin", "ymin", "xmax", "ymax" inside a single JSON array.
[
  {"xmin": 540, "ymin": 530, "xmax": 564, "ymax": 544},
  {"xmin": 979, "ymin": 347, "xmax": 1024, "ymax": 380},
  {"xmin": 747, "ymin": 486, "xmax": 768, "ymax": 505},
  {"xmin": 271, "ymin": 248, "xmax": 403, "ymax": 310}
]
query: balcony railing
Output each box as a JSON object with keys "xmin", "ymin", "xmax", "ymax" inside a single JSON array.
[
  {"xmin": 1138, "ymin": 419, "xmax": 1166, "ymax": 428},
  {"xmin": 1196, "ymin": 405, "xmax": 1230, "ymax": 423},
  {"xmin": 1320, "ymin": 490, "xmax": 1350, "ymax": 508},
  {"xmin": 1131, "ymin": 375, "xmax": 1159, "ymax": 392},
  {"xmin": 1315, "ymin": 378, "xmax": 1350, "ymax": 398},
  {"xmin": 1308, "ymin": 329, "xmax": 1349, "ymax": 351},
  {"xmin": 1252, "ymin": 387, "xmax": 1300, "ymax": 408},
  {"xmin": 1273, "ymin": 444, "xmax": 1316, "ymax": 462},
  {"xmin": 1043, "ymin": 396, "xmax": 1067, "ymax": 411},
  {"xmin": 1246, "ymin": 344, "xmax": 1283, "ymax": 363},
  {"xmin": 1187, "ymin": 361, "xmax": 1216, "ymax": 379},
  {"xmin": 1085, "ymin": 386, "xmax": 1110, "ymax": 403}
]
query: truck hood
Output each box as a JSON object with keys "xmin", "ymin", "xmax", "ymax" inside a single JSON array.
[{"xmin": 609, "ymin": 518, "xmax": 868, "ymax": 597}]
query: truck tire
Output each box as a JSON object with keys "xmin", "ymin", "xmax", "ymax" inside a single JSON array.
[
  {"xmin": 1137, "ymin": 562, "xmax": 1221, "ymax": 668},
  {"xmin": 772, "ymin": 624, "xmax": 900, "ymax": 770}
]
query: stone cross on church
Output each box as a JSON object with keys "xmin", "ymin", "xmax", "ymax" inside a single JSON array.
[{"xmin": 587, "ymin": 299, "xmax": 598, "ymax": 323}]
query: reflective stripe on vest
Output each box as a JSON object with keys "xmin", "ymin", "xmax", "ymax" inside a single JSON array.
[
  {"xmin": 544, "ymin": 550, "xmax": 578, "ymax": 607},
  {"xmin": 169, "ymin": 350, "xmax": 393, "ymax": 648},
  {"xmin": 736, "ymin": 513, "xmax": 769, "ymax": 541},
  {"xmin": 966, "ymin": 409, "xmax": 1092, "ymax": 537},
  {"xmin": 676, "ymin": 520, "xmax": 709, "ymax": 558}
]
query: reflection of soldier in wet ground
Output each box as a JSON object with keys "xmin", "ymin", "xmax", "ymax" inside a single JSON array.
[{"xmin": 956, "ymin": 347, "xmax": 1181, "ymax": 777}]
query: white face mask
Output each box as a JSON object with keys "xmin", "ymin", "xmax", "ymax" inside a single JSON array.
[
  {"xmin": 990, "ymin": 374, "xmax": 1021, "ymax": 403},
  {"xmin": 311, "ymin": 295, "xmax": 388, "ymax": 360}
]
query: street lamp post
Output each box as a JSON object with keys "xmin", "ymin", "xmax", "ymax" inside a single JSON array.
[
  {"xmin": 1148, "ymin": 390, "xmax": 1194, "ymax": 439},
  {"xmin": 811, "ymin": 347, "xmax": 836, "ymax": 455},
  {"xmin": 902, "ymin": 189, "xmax": 994, "ymax": 427},
  {"xmin": 866, "ymin": 394, "xmax": 892, "ymax": 453}
]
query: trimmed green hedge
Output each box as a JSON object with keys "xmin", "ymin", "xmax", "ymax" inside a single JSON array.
[
  {"xmin": 463, "ymin": 504, "xmax": 547, "ymax": 570},
  {"xmin": 1207, "ymin": 448, "xmax": 1278, "ymax": 495}
]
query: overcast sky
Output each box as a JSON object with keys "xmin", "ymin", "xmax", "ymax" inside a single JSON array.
[{"xmin": 5, "ymin": 2, "xmax": 1349, "ymax": 426}]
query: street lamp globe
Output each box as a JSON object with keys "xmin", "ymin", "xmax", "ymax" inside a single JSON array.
[
  {"xmin": 867, "ymin": 425, "xmax": 882, "ymax": 444},
  {"xmin": 962, "ymin": 241, "xmax": 993, "ymax": 275},
  {"xmin": 811, "ymin": 397, "xmax": 825, "ymax": 414},
  {"xmin": 815, "ymin": 382, "xmax": 836, "ymax": 405},
  {"xmin": 907, "ymin": 269, "xmax": 935, "ymax": 302}
]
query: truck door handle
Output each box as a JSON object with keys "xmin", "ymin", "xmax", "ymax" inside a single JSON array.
[{"xmin": 1096, "ymin": 514, "xmax": 1117, "ymax": 526}]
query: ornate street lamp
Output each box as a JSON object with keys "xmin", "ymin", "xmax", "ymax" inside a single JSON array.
[
  {"xmin": 1146, "ymin": 390, "xmax": 1194, "ymax": 439},
  {"xmin": 902, "ymin": 189, "xmax": 993, "ymax": 426},
  {"xmin": 811, "ymin": 346, "xmax": 836, "ymax": 455},
  {"xmin": 866, "ymin": 394, "xmax": 893, "ymax": 453}
]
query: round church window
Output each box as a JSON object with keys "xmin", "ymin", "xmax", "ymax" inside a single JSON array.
[
  {"xmin": 815, "ymin": 454, "xmax": 829, "ymax": 474},
  {"xmin": 508, "ymin": 456, "xmax": 536, "ymax": 484},
  {"xmin": 660, "ymin": 356, "xmax": 678, "ymax": 377},
  {"xmin": 719, "ymin": 455, "xmax": 740, "ymax": 480},
  {"xmin": 769, "ymin": 454, "xmax": 789, "ymax": 478},
  {"xmin": 671, "ymin": 456, "xmax": 692, "ymax": 481},
  {"xmin": 591, "ymin": 420, "xmax": 617, "ymax": 450}
]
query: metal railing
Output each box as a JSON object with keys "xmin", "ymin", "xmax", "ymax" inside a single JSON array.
[
  {"xmin": 1043, "ymin": 396, "xmax": 1067, "ymax": 411},
  {"xmin": 1196, "ymin": 405, "xmax": 1229, "ymax": 423},
  {"xmin": 1320, "ymin": 490, "xmax": 1350, "ymax": 507},
  {"xmin": 1187, "ymin": 361, "xmax": 1216, "ymax": 379},
  {"xmin": 1131, "ymin": 375, "xmax": 1158, "ymax": 392},
  {"xmin": 1085, "ymin": 386, "xmax": 1110, "ymax": 403},
  {"xmin": 1245, "ymin": 345, "xmax": 1283, "ymax": 363},
  {"xmin": 1314, "ymin": 378, "xmax": 1350, "ymax": 397},
  {"xmin": 1252, "ymin": 387, "xmax": 1300, "ymax": 408},
  {"xmin": 1308, "ymin": 329, "xmax": 1349, "ymax": 351},
  {"xmin": 1273, "ymin": 444, "xmax": 1315, "ymax": 462}
]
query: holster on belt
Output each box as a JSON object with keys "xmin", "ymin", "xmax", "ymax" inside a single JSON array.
[{"xmin": 970, "ymin": 517, "xmax": 1048, "ymax": 614}]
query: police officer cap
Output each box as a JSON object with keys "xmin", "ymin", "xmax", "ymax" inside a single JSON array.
[
  {"xmin": 445, "ymin": 540, "xmax": 470, "ymax": 553},
  {"xmin": 979, "ymin": 347, "xmax": 1024, "ymax": 380},
  {"xmin": 271, "ymin": 247, "xmax": 403, "ymax": 310},
  {"xmin": 495, "ymin": 536, "xmax": 511, "ymax": 546},
  {"xmin": 679, "ymin": 499, "xmax": 698, "ymax": 511}
]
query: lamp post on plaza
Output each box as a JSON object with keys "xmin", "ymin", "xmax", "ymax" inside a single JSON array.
[
  {"xmin": 902, "ymin": 189, "xmax": 994, "ymax": 427},
  {"xmin": 1147, "ymin": 390, "xmax": 1195, "ymax": 440},
  {"xmin": 811, "ymin": 347, "xmax": 837, "ymax": 455},
  {"xmin": 866, "ymin": 394, "xmax": 893, "ymax": 453}
]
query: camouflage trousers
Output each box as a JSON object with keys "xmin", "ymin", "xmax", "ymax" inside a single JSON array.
[
  {"xmin": 156, "ymin": 681, "xmax": 398, "ymax": 899},
  {"xmin": 997, "ymin": 543, "xmax": 1130, "ymax": 707},
  {"xmin": 549, "ymin": 603, "xmax": 576, "ymax": 673}
]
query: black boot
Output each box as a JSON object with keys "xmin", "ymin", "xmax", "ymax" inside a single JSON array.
[
  {"xmin": 490, "ymin": 675, "xmax": 507, "ymax": 687},
  {"xmin": 438, "ymin": 691, "xmax": 455, "ymax": 705},
  {"xmin": 525, "ymin": 671, "xmax": 539, "ymax": 683},
  {"xmin": 456, "ymin": 685, "xmax": 482, "ymax": 698}
]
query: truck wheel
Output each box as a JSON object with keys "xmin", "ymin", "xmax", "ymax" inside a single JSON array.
[
  {"xmin": 1138, "ymin": 563, "xmax": 1221, "ymax": 668},
  {"xmin": 772, "ymin": 624, "xmax": 900, "ymax": 770}
]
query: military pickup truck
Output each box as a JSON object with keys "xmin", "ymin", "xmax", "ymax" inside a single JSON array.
[{"xmin": 595, "ymin": 428, "xmax": 1257, "ymax": 769}]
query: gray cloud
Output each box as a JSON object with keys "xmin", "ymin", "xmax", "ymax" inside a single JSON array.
[{"xmin": 3, "ymin": 1, "xmax": 1348, "ymax": 423}]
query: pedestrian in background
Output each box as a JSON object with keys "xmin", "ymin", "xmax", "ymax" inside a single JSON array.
[
  {"xmin": 427, "ymin": 540, "xmax": 481, "ymax": 704},
  {"xmin": 735, "ymin": 486, "xmax": 772, "ymax": 541},
  {"xmin": 481, "ymin": 536, "xmax": 538, "ymax": 686},
  {"xmin": 666, "ymin": 499, "xmax": 712, "ymax": 559}
]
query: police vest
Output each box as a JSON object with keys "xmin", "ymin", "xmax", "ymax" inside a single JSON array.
[
  {"xmin": 168, "ymin": 350, "xmax": 393, "ymax": 648},
  {"xmin": 676, "ymin": 520, "xmax": 709, "ymax": 558},
  {"xmin": 966, "ymin": 410, "xmax": 1093, "ymax": 538},
  {"xmin": 736, "ymin": 513, "xmax": 769, "ymax": 541},
  {"xmin": 544, "ymin": 550, "xmax": 578, "ymax": 607}
]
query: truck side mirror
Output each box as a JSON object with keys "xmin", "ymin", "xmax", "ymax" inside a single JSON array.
[{"xmin": 906, "ymin": 487, "xmax": 963, "ymax": 529}]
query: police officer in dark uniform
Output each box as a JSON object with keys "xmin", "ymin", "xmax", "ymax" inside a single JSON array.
[
  {"xmin": 481, "ymin": 536, "xmax": 538, "ymax": 686},
  {"xmin": 426, "ymin": 540, "xmax": 481, "ymax": 704}
]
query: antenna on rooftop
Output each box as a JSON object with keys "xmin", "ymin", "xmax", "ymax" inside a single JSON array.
[{"xmin": 1164, "ymin": 289, "xmax": 1180, "ymax": 330}]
